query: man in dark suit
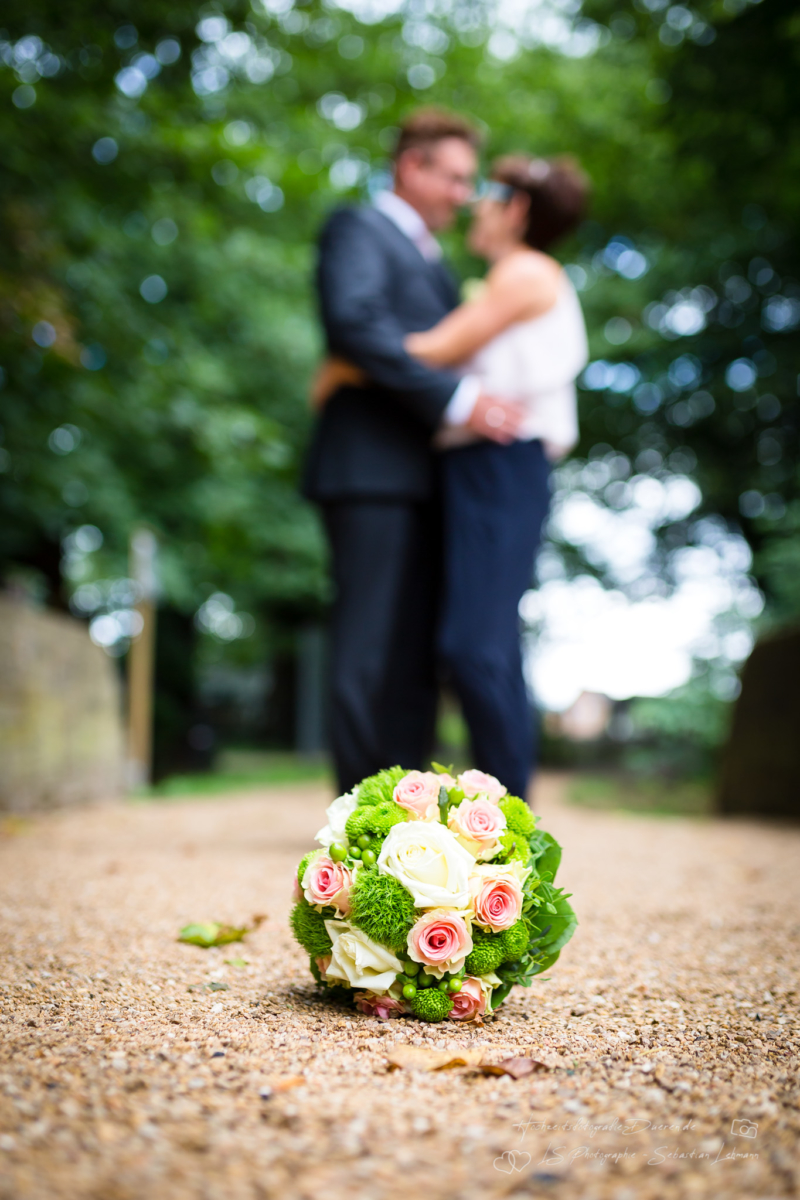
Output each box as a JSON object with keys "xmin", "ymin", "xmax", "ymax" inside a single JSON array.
[{"xmin": 304, "ymin": 110, "xmax": 523, "ymax": 794}]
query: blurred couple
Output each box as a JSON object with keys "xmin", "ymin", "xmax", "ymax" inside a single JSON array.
[{"xmin": 303, "ymin": 109, "xmax": 588, "ymax": 801}]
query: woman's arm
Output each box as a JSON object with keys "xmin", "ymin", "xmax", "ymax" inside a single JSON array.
[{"xmin": 405, "ymin": 251, "xmax": 563, "ymax": 368}]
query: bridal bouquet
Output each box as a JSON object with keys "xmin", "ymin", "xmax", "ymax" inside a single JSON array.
[{"xmin": 290, "ymin": 766, "xmax": 576, "ymax": 1022}]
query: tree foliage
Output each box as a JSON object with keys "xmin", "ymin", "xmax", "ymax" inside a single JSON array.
[{"xmin": 1, "ymin": 0, "xmax": 796, "ymax": 703}]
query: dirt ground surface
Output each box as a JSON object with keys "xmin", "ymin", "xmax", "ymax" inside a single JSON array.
[{"xmin": 1, "ymin": 774, "xmax": 798, "ymax": 1200}]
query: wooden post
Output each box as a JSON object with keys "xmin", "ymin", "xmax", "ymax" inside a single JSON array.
[{"xmin": 127, "ymin": 529, "xmax": 157, "ymax": 788}]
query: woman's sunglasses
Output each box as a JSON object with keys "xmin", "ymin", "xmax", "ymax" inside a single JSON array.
[{"xmin": 472, "ymin": 179, "xmax": 517, "ymax": 204}]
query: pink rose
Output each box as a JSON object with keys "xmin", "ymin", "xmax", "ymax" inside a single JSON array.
[
  {"xmin": 354, "ymin": 992, "xmax": 406, "ymax": 1020},
  {"xmin": 470, "ymin": 870, "xmax": 524, "ymax": 932},
  {"xmin": 407, "ymin": 908, "xmax": 473, "ymax": 972},
  {"xmin": 393, "ymin": 770, "xmax": 442, "ymax": 821},
  {"xmin": 448, "ymin": 797, "xmax": 506, "ymax": 860},
  {"xmin": 458, "ymin": 769, "xmax": 507, "ymax": 803},
  {"xmin": 315, "ymin": 954, "xmax": 332, "ymax": 976},
  {"xmin": 302, "ymin": 855, "xmax": 353, "ymax": 916},
  {"xmin": 448, "ymin": 977, "xmax": 487, "ymax": 1022}
]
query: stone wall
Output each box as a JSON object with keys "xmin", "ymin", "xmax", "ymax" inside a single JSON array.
[{"xmin": 0, "ymin": 596, "xmax": 125, "ymax": 812}]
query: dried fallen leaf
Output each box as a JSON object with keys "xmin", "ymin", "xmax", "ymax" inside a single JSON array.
[
  {"xmin": 386, "ymin": 1046, "xmax": 485, "ymax": 1072},
  {"xmin": 479, "ymin": 1057, "xmax": 550, "ymax": 1079},
  {"xmin": 269, "ymin": 1074, "xmax": 305, "ymax": 1093}
]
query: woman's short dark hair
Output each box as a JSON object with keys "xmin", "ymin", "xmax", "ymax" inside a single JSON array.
[
  {"xmin": 394, "ymin": 108, "xmax": 482, "ymax": 162},
  {"xmin": 491, "ymin": 155, "xmax": 589, "ymax": 250}
]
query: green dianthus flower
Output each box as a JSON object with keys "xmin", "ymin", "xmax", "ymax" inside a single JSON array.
[
  {"xmin": 349, "ymin": 871, "xmax": 416, "ymax": 952},
  {"xmin": 345, "ymin": 799, "xmax": 408, "ymax": 846},
  {"xmin": 464, "ymin": 927, "xmax": 504, "ymax": 975},
  {"xmin": 499, "ymin": 920, "xmax": 529, "ymax": 963},
  {"xmin": 499, "ymin": 795, "xmax": 536, "ymax": 839},
  {"xmin": 411, "ymin": 988, "xmax": 454, "ymax": 1022},
  {"xmin": 496, "ymin": 829, "xmax": 532, "ymax": 866},
  {"xmin": 289, "ymin": 900, "xmax": 332, "ymax": 959},
  {"xmin": 296, "ymin": 849, "xmax": 322, "ymax": 888},
  {"xmin": 355, "ymin": 766, "xmax": 408, "ymax": 807}
]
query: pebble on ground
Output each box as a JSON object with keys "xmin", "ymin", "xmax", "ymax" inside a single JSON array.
[{"xmin": 0, "ymin": 775, "xmax": 798, "ymax": 1200}]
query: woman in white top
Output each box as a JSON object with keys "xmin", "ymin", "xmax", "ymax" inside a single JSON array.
[
  {"xmin": 406, "ymin": 156, "xmax": 588, "ymax": 458},
  {"xmin": 316, "ymin": 155, "xmax": 589, "ymax": 797},
  {"xmin": 410, "ymin": 155, "xmax": 588, "ymax": 797}
]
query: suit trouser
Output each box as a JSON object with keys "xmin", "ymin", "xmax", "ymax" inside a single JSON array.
[
  {"xmin": 322, "ymin": 499, "xmax": 440, "ymax": 795},
  {"xmin": 438, "ymin": 439, "xmax": 551, "ymax": 800}
]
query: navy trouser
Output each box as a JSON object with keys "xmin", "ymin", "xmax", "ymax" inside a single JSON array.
[
  {"xmin": 438, "ymin": 439, "xmax": 551, "ymax": 799},
  {"xmin": 322, "ymin": 500, "xmax": 439, "ymax": 795}
]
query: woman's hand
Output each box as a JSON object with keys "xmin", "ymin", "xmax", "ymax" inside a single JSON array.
[{"xmin": 310, "ymin": 357, "xmax": 367, "ymax": 409}]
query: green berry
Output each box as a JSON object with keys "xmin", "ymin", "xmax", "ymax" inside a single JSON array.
[
  {"xmin": 404, "ymin": 961, "xmax": 420, "ymax": 976},
  {"xmin": 357, "ymin": 834, "xmax": 371, "ymax": 850},
  {"xmin": 330, "ymin": 842, "xmax": 347, "ymax": 863},
  {"xmin": 361, "ymin": 849, "xmax": 376, "ymax": 867},
  {"xmin": 438, "ymin": 979, "xmax": 450, "ymax": 992},
  {"xmin": 402, "ymin": 983, "xmax": 417, "ymax": 1000},
  {"xmin": 349, "ymin": 846, "xmax": 362, "ymax": 859},
  {"xmin": 447, "ymin": 978, "xmax": 462, "ymax": 993},
  {"xmin": 416, "ymin": 972, "xmax": 434, "ymax": 988}
]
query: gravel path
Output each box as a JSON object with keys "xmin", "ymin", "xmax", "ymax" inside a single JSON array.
[{"xmin": 1, "ymin": 775, "xmax": 798, "ymax": 1200}]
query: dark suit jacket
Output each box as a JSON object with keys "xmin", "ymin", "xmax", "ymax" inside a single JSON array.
[{"xmin": 303, "ymin": 205, "xmax": 462, "ymax": 502}]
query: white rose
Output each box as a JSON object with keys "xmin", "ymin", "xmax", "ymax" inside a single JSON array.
[
  {"xmin": 477, "ymin": 970, "xmax": 502, "ymax": 1004},
  {"xmin": 315, "ymin": 789, "xmax": 358, "ymax": 848},
  {"xmin": 323, "ymin": 920, "xmax": 403, "ymax": 993},
  {"xmin": 377, "ymin": 820, "xmax": 474, "ymax": 909}
]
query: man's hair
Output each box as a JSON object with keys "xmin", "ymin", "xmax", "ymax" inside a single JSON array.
[
  {"xmin": 491, "ymin": 154, "xmax": 589, "ymax": 250},
  {"xmin": 393, "ymin": 108, "xmax": 482, "ymax": 162}
]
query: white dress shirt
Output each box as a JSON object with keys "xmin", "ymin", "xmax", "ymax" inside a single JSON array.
[{"xmin": 372, "ymin": 191, "xmax": 479, "ymax": 426}]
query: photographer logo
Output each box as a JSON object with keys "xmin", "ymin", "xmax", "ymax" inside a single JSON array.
[{"xmin": 730, "ymin": 1120, "xmax": 758, "ymax": 1139}]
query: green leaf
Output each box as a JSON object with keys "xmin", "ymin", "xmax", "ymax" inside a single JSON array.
[
  {"xmin": 528, "ymin": 885, "xmax": 578, "ymax": 958},
  {"xmin": 490, "ymin": 982, "xmax": 514, "ymax": 1010},
  {"xmin": 431, "ymin": 761, "xmax": 454, "ymax": 776},
  {"xmin": 178, "ymin": 922, "xmax": 251, "ymax": 948},
  {"xmin": 528, "ymin": 831, "xmax": 562, "ymax": 882}
]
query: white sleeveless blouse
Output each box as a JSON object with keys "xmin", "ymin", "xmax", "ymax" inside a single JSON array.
[{"xmin": 438, "ymin": 273, "xmax": 589, "ymax": 461}]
